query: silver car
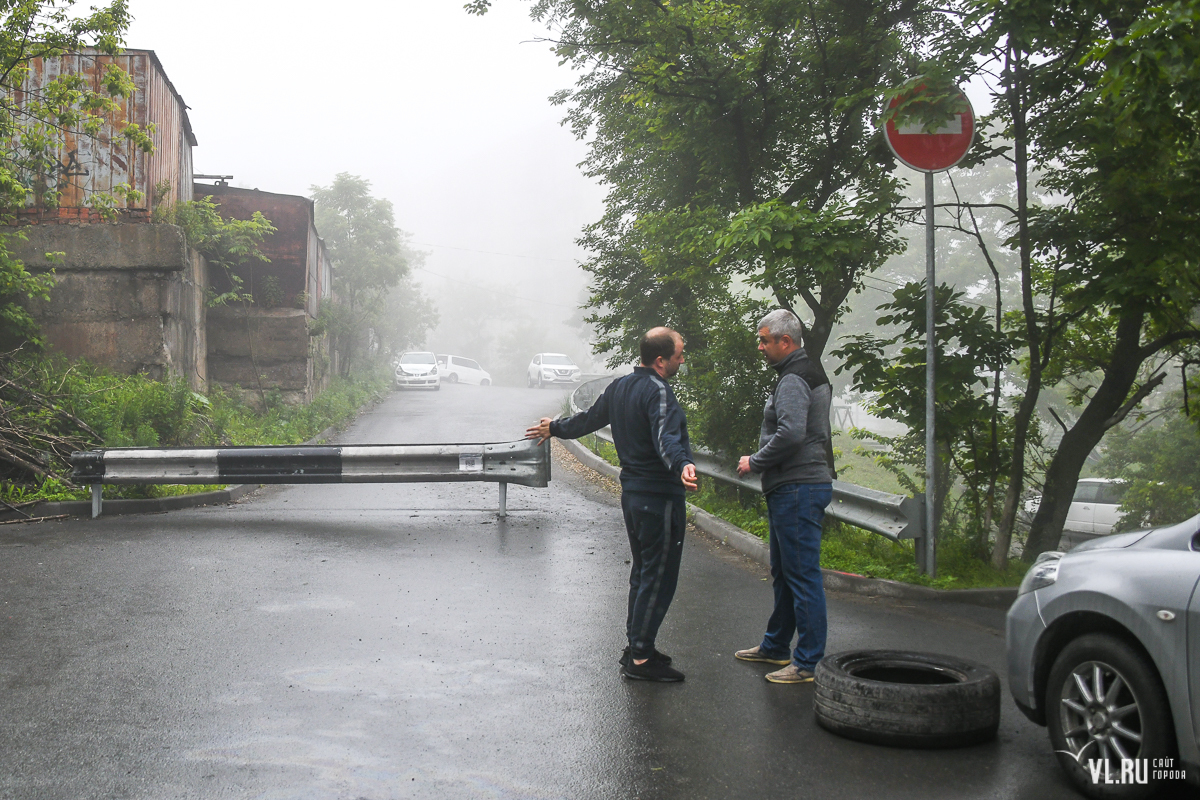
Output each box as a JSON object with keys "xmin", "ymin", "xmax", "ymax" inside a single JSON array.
[{"xmin": 1006, "ymin": 512, "xmax": 1200, "ymax": 798}]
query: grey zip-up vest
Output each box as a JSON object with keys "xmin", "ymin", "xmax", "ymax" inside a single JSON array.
[{"xmin": 749, "ymin": 349, "xmax": 835, "ymax": 493}]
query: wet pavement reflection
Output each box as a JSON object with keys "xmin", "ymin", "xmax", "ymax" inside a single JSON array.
[{"xmin": 0, "ymin": 384, "xmax": 1087, "ymax": 798}]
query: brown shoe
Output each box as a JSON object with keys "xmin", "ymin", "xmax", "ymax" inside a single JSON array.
[
  {"xmin": 734, "ymin": 646, "xmax": 791, "ymax": 665},
  {"xmin": 765, "ymin": 664, "xmax": 815, "ymax": 684}
]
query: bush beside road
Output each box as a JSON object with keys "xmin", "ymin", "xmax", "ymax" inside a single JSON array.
[{"xmin": 0, "ymin": 356, "xmax": 390, "ymax": 506}]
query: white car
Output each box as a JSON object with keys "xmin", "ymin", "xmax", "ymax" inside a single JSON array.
[
  {"xmin": 394, "ymin": 351, "xmax": 440, "ymax": 390},
  {"xmin": 1024, "ymin": 478, "xmax": 1130, "ymax": 548},
  {"xmin": 435, "ymin": 354, "xmax": 491, "ymax": 386},
  {"xmin": 527, "ymin": 353, "xmax": 581, "ymax": 388}
]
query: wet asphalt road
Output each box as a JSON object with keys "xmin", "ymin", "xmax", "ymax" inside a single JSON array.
[{"xmin": 0, "ymin": 383, "xmax": 1088, "ymax": 799}]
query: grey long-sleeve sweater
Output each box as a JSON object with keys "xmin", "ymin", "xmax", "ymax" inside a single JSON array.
[{"xmin": 748, "ymin": 349, "xmax": 834, "ymax": 493}]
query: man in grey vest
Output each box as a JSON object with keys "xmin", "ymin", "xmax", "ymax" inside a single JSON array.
[{"xmin": 734, "ymin": 309, "xmax": 834, "ymax": 684}]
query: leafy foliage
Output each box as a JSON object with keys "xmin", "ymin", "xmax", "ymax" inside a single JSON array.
[
  {"xmin": 1098, "ymin": 402, "xmax": 1200, "ymax": 529},
  {"xmin": 0, "ymin": 0, "xmax": 156, "ymax": 349},
  {"xmin": 0, "ymin": 354, "xmax": 389, "ymax": 503},
  {"xmin": 151, "ymin": 192, "xmax": 277, "ymax": 306},
  {"xmin": 834, "ymin": 281, "xmax": 1015, "ymax": 549},
  {"xmin": 953, "ymin": 0, "xmax": 1200, "ymax": 558},
  {"xmin": 310, "ymin": 174, "xmax": 434, "ymax": 370},
  {"xmin": 488, "ymin": 0, "xmax": 935, "ymax": 443}
]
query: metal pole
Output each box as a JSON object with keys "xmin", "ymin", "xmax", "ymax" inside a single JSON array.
[
  {"xmin": 91, "ymin": 483, "xmax": 102, "ymax": 519},
  {"xmin": 498, "ymin": 481, "xmax": 507, "ymax": 518},
  {"xmin": 924, "ymin": 170, "xmax": 937, "ymax": 578}
]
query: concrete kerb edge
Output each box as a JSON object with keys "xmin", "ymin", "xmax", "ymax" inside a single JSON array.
[
  {"xmin": 557, "ymin": 437, "xmax": 1017, "ymax": 610},
  {"xmin": 9, "ymin": 422, "xmax": 347, "ymax": 522}
]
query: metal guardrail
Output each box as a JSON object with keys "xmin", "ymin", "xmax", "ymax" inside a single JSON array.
[
  {"xmin": 70, "ymin": 439, "xmax": 551, "ymax": 519},
  {"xmin": 569, "ymin": 377, "xmax": 924, "ymax": 544}
]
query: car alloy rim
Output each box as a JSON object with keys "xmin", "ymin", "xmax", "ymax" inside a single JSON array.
[{"xmin": 1059, "ymin": 660, "xmax": 1143, "ymax": 764}]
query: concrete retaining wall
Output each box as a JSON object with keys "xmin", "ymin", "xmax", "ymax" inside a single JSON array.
[
  {"xmin": 206, "ymin": 305, "xmax": 314, "ymax": 406},
  {"xmin": 7, "ymin": 223, "xmax": 207, "ymax": 390}
]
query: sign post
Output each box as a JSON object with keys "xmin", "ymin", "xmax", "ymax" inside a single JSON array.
[{"xmin": 883, "ymin": 85, "xmax": 975, "ymax": 577}]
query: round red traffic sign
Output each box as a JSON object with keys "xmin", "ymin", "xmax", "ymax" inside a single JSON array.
[{"xmin": 884, "ymin": 85, "xmax": 975, "ymax": 172}]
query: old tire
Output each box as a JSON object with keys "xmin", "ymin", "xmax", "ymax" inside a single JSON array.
[
  {"xmin": 1046, "ymin": 633, "xmax": 1175, "ymax": 800},
  {"xmin": 814, "ymin": 650, "xmax": 1001, "ymax": 749}
]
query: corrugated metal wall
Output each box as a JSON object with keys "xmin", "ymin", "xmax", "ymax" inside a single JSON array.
[{"xmin": 14, "ymin": 49, "xmax": 194, "ymax": 215}]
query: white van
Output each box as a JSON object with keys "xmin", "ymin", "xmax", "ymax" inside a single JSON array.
[
  {"xmin": 1024, "ymin": 478, "xmax": 1130, "ymax": 548},
  {"xmin": 435, "ymin": 355, "xmax": 492, "ymax": 386}
]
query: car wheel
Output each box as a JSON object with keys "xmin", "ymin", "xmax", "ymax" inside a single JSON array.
[
  {"xmin": 1046, "ymin": 633, "xmax": 1175, "ymax": 799},
  {"xmin": 538, "ymin": 375, "xmax": 545, "ymax": 389},
  {"xmin": 813, "ymin": 650, "xmax": 1001, "ymax": 749},
  {"xmin": 446, "ymin": 373, "xmax": 458, "ymax": 384},
  {"xmin": 480, "ymin": 379, "xmax": 490, "ymax": 386}
]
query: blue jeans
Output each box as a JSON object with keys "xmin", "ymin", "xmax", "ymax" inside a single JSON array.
[
  {"xmin": 621, "ymin": 491, "xmax": 687, "ymax": 660},
  {"xmin": 759, "ymin": 482, "xmax": 832, "ymax": 670}
]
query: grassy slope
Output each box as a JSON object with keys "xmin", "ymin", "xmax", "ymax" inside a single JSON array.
[{"xmin": 577, "ymin": 432, "xmax": 1026, "ymax": 590}]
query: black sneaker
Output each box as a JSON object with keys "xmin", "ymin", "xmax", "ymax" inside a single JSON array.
[
  {"xmin": 621, "ymin": 659, "xmax": 685, "ymax": 682},
  {"xmin": 619, "ymin": 646, "xmax": 673, "ymax": 667}
]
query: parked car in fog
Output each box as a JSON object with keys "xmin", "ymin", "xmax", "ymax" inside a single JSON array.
[
  {"xmin": 527, "ymin": 353, "xmax": 581, "ymax": 387},
  {"xmin": 434, "ymin": 354, "xmax": 491, "ymax": 386},
  {"xmin": 1023, "ymin": 478, "xmax": 1130, "ymax": 548},
  {"xmin": 394, "ymin": 351, "xmax": 440, "ymax": 390},
  {"xmin": 1006, "ymin": 512, "xmax": 1200, "ymax": 799}
]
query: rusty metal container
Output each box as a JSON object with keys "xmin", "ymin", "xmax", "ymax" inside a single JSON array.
[{"xmin": 11, "ymin": 48, "xmax": 196, "ymax": 219}]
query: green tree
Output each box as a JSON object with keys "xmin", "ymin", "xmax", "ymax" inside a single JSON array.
[
  {"xmin": 0, "ymin": 0, "xmax": 156, "ymax": 349},
  {"xmin": 470, "ymin": 0, "xmax": 936, "ymax": 447},
  {"xmin": 1098, "ymin": 400, "xmax": 1200, "ymax": 530},
  {"xmin": 873, "ymin": 0, "xmax": 1200, "ymax": 564},
  {"xmin": 153, "ymin": 194, "xmax": 277, "ymax": 306},
  {"xmin": 310, "ymin": 173, "xmax": 431, "ymax": 372},
  {"xmin": 953, "ymin": 0, "xmax": 1200, "ymax": 560},
  {"xmin": 834, "ymin": 282, "xmax": 1016, "ymax": 554}
]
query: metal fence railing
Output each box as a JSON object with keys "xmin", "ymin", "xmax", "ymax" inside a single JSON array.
[
  {"xmin": 569, "ymin": 377, "xmax": 926, "ymax": 554},
  {"xmin": 71, "ymin": 440, "xmax": 551, "ymax": 519}
]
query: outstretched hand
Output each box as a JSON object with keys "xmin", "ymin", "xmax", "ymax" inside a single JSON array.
[
  {"xmin": 526, "ymin": 417, "xmax": 553, "ymax": 445},
  {"xmin": 737, "ymin": 456, "xmax": 753, "ymax": 477},
  {"xmin": 681, "ymin": 463, "xmax": 698, "ymax": 492}
]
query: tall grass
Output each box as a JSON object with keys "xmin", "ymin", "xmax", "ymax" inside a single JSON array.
[{"xmin": 2, "ymin": 357, "xmax": 389, "ymax": 503}]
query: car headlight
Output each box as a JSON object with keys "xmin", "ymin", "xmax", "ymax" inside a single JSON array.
[
  {"xmin": 430, "ymin": 366, "xmax": 438, "ymax": 375},
  {"xmin": 1018, "ymin": 551, "xmax": 1064, "ymax": 595}
]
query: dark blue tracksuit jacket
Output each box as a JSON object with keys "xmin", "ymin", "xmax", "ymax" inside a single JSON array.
[{"xmin": 550, "ymin": 367, "xmax": 694, "ymax": 496}]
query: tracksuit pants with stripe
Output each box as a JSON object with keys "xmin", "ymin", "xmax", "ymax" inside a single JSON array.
[{"xmin": 621, "ymin": 491, "xmax": 687, "ymax": 660}]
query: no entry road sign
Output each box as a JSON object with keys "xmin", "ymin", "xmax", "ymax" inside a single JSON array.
[
  {"xmin": 884, "ymin": 86, "xmax": 975, "ymax": 172},
  {"xmin": 881, "ymin": 81, "xmax": 976, "ymax": 578}
]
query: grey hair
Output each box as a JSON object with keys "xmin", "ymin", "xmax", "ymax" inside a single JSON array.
[{"xmin": 758, "ymin": 308, "xmax": 803, "ymax": 343}]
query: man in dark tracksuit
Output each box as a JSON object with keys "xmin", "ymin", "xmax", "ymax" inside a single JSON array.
[
  {"xmin": 735, "ymin": 309, "xmax": 834, "ymax": 684},
  {"xmin": 526, "ymin": 327, "xmax": 697, "ymax": 682}
]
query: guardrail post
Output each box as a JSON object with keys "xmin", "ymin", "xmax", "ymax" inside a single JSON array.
[
  {"xmin": 498, "ymin": 481, "xmax": 507, "ymax": 518},
  {"xmin": 91, "ymin": 484, "xmax": 102, "ymax": 519},
  {"xmin": 910, "ymin": 492, "xmax": 929, "ymax": 574}
]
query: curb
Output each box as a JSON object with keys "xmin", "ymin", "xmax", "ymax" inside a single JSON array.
[
  {"xmin": 5, "ymin": 422, "xmax": 345, "ymax": 522},
  {"xmin": 558, "ymin": 437, "xmax": 1017, "ymax": 611}
]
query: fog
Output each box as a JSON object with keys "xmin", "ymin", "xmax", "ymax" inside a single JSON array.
[{"xmin": 127, "ymin": 0, "xmax": 607, "ymax": 380}]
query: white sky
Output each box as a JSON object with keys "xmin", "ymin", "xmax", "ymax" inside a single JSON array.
[{"xmin": 126, "ymin": 0, "xmax": 604, "ymax": 321}]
